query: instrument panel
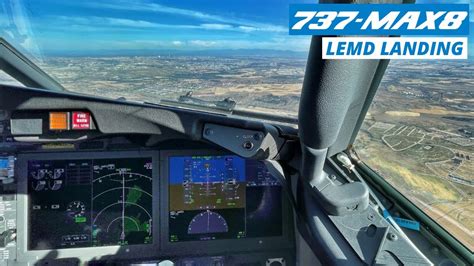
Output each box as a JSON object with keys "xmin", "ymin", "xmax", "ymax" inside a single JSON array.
[
  {"xmin": 7, "ymin": 150, "xmax": 294, "ymax": 264},
  {"xmin": 0, "ymin": 91, "xmax": 295, "ymax": 264}
]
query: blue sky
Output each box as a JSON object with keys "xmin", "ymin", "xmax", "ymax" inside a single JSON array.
[
  {"xmin": 0, "ymin": 0, "xmax": 472, "ymax": 57},
  {"xmin": 0, "ymin": 0, "xmax": 313, "ymax": 56}
]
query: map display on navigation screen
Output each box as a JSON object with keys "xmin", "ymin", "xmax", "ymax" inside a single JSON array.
[{"xmin": 27, "ymin": 157, "xmax": 153, "ymax": 250}]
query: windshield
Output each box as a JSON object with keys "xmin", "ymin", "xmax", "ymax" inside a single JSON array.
[{"xmin": 0, "ymin": 0, "xmax": 310, "ymax": 118}]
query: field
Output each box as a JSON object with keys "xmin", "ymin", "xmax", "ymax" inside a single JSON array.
[
  {"xmin": 37, "ymin": 56, "xmax": 306, "ymax": 117},
  {"xmin": 355, "ymin": 60, "xmax": 473, "ymax": 250}
]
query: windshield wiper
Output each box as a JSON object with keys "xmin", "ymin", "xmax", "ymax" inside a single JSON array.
[
  {"xmin": 160, "ymin": 91, "xmax": 236, "ymax": 113},
  {"xmin": 159, "ymin": 91, "xmax": 298, "ymax": 125},
  {"xmin": 180, "ymin": 91, "xmax": 237, "ymax": 111}
]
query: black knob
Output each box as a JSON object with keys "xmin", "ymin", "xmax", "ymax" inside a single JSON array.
[{"xmin": 242, "ymin": 141, "xmax": 254, "ymax": 150}]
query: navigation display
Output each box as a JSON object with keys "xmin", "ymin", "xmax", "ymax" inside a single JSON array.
[
  {"xmin": 169, "ymin": 155, "xmax": 282, "ymax": 242},
  {"xmin": 27, "ymin": 157, "xmax": 153, "ymax": 250}
]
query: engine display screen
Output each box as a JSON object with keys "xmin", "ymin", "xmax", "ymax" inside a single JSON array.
[
  {"xmin": 169, "ymin": 155, "xmax": 282, "ymax": 242},
  {"xmin": 27, "ymin": 157, "xmax": 153, "ymax": 250}
]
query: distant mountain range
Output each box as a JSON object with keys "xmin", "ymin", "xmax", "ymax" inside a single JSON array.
[
  {"xmin": 42, "ymin": 49, "xmax": 309, "ymax": 58},
  {"xmin": 40, "ymin": 38, "xmax": 474, "ymax": 60}
]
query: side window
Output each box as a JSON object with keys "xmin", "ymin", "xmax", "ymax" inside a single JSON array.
[
  {"xmin": 0, "ymin": 70, "xmax": 25, "ymax": 87},
  {"xmin": 354, "ymin": 60, "xmax": 473, "ymax": 251}
]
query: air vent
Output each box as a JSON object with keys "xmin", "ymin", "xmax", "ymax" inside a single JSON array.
[
  {"xmin": 78, "ymin": 141, "xmax": 104, "ymax": 150},
  {"xmin": 107, "ymin": 143, "xmax": 140, "ymax": 150}
]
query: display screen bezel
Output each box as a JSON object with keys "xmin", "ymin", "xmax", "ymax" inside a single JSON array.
[
  {"xmin": 15, "ymin": 149, "xmax": 294, "ymax": 262},
  {"xmin": 16, "ymin": 151, "xmax": 160, "ymax": 262},
  {"xmin": 159, "ymin": 149, "xmax": 294, "ymax": 255}
]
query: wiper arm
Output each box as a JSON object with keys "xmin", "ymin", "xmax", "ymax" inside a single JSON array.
[
  {"xmin": 179, "ymin": 91, "xmax": 237, "ymax": 111},
  {"xmin": 161, "ymin": 91, "xmax": 236, "ymax": 113},
  {"xmin": 159, "ymin": 91, "xmax": 298, "ymax": 124}
]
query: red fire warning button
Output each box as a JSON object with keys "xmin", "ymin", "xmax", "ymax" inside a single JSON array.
[{"xmin": 72, "ymin": 112, "xmax": 91, "ymax": 130}]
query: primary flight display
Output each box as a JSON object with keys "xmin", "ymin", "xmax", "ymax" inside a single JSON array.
[{"xmin": 168, "ymin": 155, "xmax": 282, "ymax": 242}]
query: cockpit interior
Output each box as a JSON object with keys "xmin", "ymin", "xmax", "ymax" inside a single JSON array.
[{"xmin": 0, "ymin": 1, "xmax": 473, "ymax": 265}]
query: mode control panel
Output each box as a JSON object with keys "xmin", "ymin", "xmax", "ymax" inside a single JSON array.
[{"xmin": 202, "ymin": 123, "xmax": 283, "ymax": 160}]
